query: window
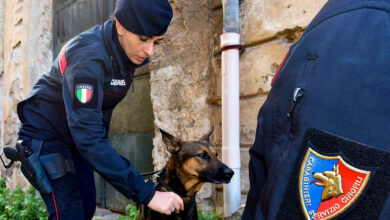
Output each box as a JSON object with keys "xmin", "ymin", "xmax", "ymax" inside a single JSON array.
[{"xmin": 53, "ymin": 0, "xmax": 116, "ymax": 57}]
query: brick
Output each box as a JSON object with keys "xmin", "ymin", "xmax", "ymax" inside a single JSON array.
[
  {"xmin": 241, "ymin": 0, "xmax": 327, "ymax": 45},
  {"xmin": 240, "ymin": 96, "xmax": 267, "ymax": 146},
  {"xmin": 240, "ymin": 40, "xmax": 291, "ymax": 96},
  {"xmin": 211, "ymin": 95, "xmax": 267, "ymax": 146}
]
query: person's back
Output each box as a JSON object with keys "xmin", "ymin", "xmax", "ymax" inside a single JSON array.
[{"xmin": 243, "ymin": 0, "xmax": 390, "ymax": 219}]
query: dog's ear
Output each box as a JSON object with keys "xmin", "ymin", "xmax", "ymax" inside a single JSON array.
[
  {"xmin": 160, "ymin": 129, "xmax": 181, "ymax": 153},
  {"xmin": 199, "ymin": 126, "xmax": 214, "ymax": 142}
]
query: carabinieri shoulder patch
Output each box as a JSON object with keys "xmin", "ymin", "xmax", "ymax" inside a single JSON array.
[
  {"xmin": 277, "ymin": 128, "xmax": 390, "ymax": 219},
  {"xmin": 299, "ymin": 146, "xmax": 370, "ymax": 220}
]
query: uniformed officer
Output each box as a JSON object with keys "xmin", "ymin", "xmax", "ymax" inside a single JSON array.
[
  {"xmin": 16, "ymin": 0, "xmax": 184, "ymax": 219},
  {"xmin": 242, "ymin": 0, "xmax": 390, "ymax": 219}
]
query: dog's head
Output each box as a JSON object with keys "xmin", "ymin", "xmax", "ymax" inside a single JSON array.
[
  {"xmin": 160, "ymin": 127, "xmax": 234, "ymax": 185},
  {"xmin": 313, "ymin": 164, "xmax": 344, "ymax": 201}
]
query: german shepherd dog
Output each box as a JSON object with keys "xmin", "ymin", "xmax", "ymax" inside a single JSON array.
[{"xmin": 139, "ymin": 127, "xmax": 234, "ymax": 220}]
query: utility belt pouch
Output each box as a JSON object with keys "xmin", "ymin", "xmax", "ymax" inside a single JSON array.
[
  {"xmin": 39, "ymin": 153, "xmax": 75, "ymax": 180},
  {"xmin": 19, "ymin": 140, "xmax": 53, "ymax": 194},
  {"xmin": 3, "ymin": 139, "xmax": 76, "ymax": 193}
]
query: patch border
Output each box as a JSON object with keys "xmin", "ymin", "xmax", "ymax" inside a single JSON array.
[{"xmin": 298, "ymin": 147, "xmax": 371, "ymax": 220}]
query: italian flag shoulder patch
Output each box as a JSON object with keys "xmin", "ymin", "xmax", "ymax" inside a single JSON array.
[{"xmin": 75, "ymin": 84, "xmax": 93, "ymax": 104}]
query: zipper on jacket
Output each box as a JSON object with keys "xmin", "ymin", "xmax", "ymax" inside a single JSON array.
[{"xmin": 287, "ymin": 87, "xmax": 304, "ymax": 118}]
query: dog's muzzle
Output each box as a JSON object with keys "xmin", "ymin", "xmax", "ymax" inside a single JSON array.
[
  {"xmin": 214, "ymin": 166, "xmax": 234, "ymax": 184},
  {"xmin": 222, "ymin": 167, "xmax": 234, "ymax": 179}
]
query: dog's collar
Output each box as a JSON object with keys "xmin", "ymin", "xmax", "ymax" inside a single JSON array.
[{"xmin": 155, "ymin": 168, "xmax": 195, "ymax": 204}]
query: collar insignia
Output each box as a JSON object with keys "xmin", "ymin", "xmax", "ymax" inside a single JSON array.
[{"xmin": 110, "ymin": 79, "xmax": 126, "ymax": 86}]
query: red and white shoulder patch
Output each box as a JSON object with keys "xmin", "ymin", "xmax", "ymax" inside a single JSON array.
[{"xmin": 59, "ymin": 47, "xmax": 67, "ymax": 76}]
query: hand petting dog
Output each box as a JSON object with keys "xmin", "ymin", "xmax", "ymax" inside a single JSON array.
[{"xmin": 148, "ymin": 191, "xmax": 184, "ymax": 215}]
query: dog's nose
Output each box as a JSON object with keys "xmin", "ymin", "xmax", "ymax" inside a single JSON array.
[{"xmin": 223, "ymin": 168, "xmax": 234, "ymax": 179}]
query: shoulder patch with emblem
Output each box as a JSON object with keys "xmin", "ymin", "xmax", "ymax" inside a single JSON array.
[
  {"xmin": 299, "ymin": 145, "xmax": 370, "ymax": 220},
  {"xmin": 76, "ymin": 84, "xmax": 93, "ymax": 103},
  {"xmin": 74, "ymin": 77, "xmax": 98, "ymax": 109},
  {"xmin": 277, "ymin": 128, "xmax": 390, "ymax": 219}
]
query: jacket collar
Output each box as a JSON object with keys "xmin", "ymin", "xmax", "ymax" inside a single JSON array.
[{"xmin": 102, "ymin": 19, "xmax": 149, "ymax": 77}]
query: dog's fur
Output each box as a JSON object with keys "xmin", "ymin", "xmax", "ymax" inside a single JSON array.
[{"xmin": 139, "ymin": 127, "xmax": 234, "ymax": 220}]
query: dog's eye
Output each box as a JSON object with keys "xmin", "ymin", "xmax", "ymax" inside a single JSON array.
[{"xmin": 197, "ymin": 152, "xmax": 210, "ymax": 160}]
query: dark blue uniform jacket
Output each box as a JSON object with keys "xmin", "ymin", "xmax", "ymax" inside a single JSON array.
[
  {"xmin": 17, "ymin": 20, "xmax": 155, "ymax": 205},
  {"xmin": 243, "ymin": 0, "xmax": 390, "ymax": 219}
]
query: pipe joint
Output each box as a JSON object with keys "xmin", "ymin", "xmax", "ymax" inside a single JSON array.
[{"xmin": 220, "ymin": 32, "xmax": 240, "ymax": 48}]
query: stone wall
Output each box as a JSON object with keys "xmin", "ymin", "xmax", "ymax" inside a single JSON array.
[
  {"xmin": 150, "ymin": 0, "xmax": 217, "ymax": 212},
  {"xmin": 151, "ymin": 0, "xmax": 327, "ymax": 215},
  {"xmin": 1, "ymin": 0, "xmax": 53, "ymax": 189}
]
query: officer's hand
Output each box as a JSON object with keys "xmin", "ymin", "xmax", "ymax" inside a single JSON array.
[{"xmin": 147, "ymin": 191, "xmax": 184, "ymax": 215}]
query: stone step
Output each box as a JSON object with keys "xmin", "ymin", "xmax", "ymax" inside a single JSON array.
[{"xmin": 93, "ymin": 207, "xmax": 124, "ymax": 220}]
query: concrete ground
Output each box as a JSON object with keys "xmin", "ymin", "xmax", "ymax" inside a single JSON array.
[
  {"xmin": 92, "ymin": 206, "xmax": 245, "ymax": 220},
  {"xmin": 93, "ymin": 207, "xmax": 124, "ymax": 220}
]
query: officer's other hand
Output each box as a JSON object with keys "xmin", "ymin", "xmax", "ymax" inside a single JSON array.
[{"xmin": 147, "ymin": 191, "xmax": 184, "ymax": 215}]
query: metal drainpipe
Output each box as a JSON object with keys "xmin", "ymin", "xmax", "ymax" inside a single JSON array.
[{"xmin": 220, "ymin": 0, "xmax": 241, "ymax": 217}]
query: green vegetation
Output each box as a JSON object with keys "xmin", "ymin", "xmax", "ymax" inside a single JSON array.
[
  {"xmin": 117, "ymin": 204, "xmax": 139, "ymax": 220},
  {"xmin": 0, "ymin": 178, "xmax": 47, "ymax": 220},
  {"xmin": 0, "ymin": 178, "xmax": 227, "ymax": 220},
  {"xmin": 117, "ymin": 204, "xmax": 224, "ymax": 220},
  {"xmin": 197, "ymin": 210, "xmax": 223, "ymax": 220}
]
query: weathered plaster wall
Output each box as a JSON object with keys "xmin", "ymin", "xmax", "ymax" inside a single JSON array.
[
  {"xmin": 1, "ymin": 0, "xmax": 53, "ymax": 189},
  {"xmin": 0, "ymin": 0, "xmax": 5, "ymax": 166},
  {"xmin": 28, "ymin": 0, "xmax": 53, "ymax": 89}
]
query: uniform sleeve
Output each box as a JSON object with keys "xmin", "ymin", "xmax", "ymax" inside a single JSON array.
[{"xmin": 61, "ymin": 50, "xmax": 155, "ymax": 205}]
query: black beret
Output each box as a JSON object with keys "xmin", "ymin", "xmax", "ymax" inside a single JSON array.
[{"xmin": 114, "ymin": 0, "xmax": 173, "ymax": 37}]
